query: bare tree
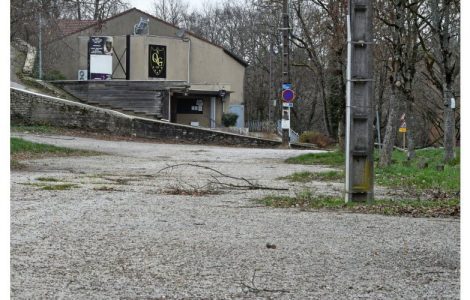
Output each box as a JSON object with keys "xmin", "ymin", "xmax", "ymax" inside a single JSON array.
[
  {"xmin": 412, "ymin": 0, "xmax": 460, "ymax": 162},
  {"xmin": 153, "ymin": 0, "xmax": 190, "ymax": 26}
]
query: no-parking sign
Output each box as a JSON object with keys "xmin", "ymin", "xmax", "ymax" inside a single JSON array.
[{"xmin": 282, "ymin": 89, "xmax": 296, "ymax": 103}]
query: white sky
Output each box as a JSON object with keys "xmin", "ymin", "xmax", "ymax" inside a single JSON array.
[{"xmin": 127, "ymin": 0, "xmax": 224, "ymax": 13}]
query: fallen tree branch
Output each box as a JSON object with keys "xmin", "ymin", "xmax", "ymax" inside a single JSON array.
[{"xmin": 158, "ymin": 163, "xmax": 288, "ymax": 191}]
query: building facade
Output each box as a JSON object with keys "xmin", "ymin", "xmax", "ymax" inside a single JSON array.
[{"xmin": 46, "ymin": 8, "xmax": 246, "ymax": 128}]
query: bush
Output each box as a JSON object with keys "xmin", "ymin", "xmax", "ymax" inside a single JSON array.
[
  {"xmin": 222, "ymin": 113, "xmax": 238, "ymax": 127},
  {"xmin": 299, "ymin": 131, "xmax": 335, "ymax": 148},
  {"xmin": 43, "ymin": 70, "xmax": 66, "ymax": 81}
]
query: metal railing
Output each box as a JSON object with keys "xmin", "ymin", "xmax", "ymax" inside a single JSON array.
[
  {"xmin": 246, "ymin": 120, "xmax": 277, "ymax": 133},
  {"xmin": 289, "ymin": 129, "xmax": 300, "ymax": 143}
]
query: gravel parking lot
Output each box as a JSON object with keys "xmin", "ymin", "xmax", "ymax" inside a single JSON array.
[{"xmin": 11, "ymin": 133, "xmax": 460, "ymax": 299}]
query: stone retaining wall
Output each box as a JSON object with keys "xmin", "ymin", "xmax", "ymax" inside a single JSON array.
[{"xmin": 10, "ymin": 88, "xmax": 281, "ymax": 148}]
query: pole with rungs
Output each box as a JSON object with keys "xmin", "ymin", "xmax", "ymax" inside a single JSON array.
[
  {"xmin": 280, "ymin": 0, "xmax": 290, "ymax": 147},
  {"xmin": 38, "ymin": 14, "xmax": 43, "ymax": 80},
  {"xmin": 345, "ymin": 0, "xmax": 375, "ymax": 203}
]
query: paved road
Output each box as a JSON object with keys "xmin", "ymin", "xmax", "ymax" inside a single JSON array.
[{"xmin": 11, "ymin": 134, "xmax": 460, "ymax": 299}]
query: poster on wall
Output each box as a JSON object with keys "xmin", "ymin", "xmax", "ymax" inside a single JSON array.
[
  {"xmin": 148, "ymin": 45, "xmax": 167, "ymax": 78},
  {"xmin": 88, "ymin": 36, "xmax": 113, "ymax": 80},
  {"xmin": 89, "ymin": 55, "xmax": 113, "ymax": 80},
  {"xmin": 89, "ymin": 36, "xmax": 113, "ymax": 55}
]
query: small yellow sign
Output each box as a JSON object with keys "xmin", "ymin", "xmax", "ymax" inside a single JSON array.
[{"xmin": 399, "ymin": 127, "xmax": 407, "ymax": 133}]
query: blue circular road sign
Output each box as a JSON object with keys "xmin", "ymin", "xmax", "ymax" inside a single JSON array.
[{"xmin": 282, "ymin": 89, "xmax": 295, "ymax": 102}]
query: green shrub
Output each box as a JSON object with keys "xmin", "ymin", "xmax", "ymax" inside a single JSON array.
[
  {"xmin": 43, "ymin": 70, "xmax": 66, "ymax": 81},
  {"xmin": 222, "ymin": 113, "xmax": 238, "ymax": 127},
  {"xmin": 299, "ymin": 131, "xmax": 335, "ymax": 148}
]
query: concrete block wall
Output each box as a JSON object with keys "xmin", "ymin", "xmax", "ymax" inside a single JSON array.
[
  {"xmin": 10, "ymin": 88, "xmax": 281, "ymax": 148},
  {"xmin": 10, "ymin": 88, "xmax": 134, "ymax": 136}
]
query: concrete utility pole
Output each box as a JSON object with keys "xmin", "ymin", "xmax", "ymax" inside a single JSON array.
[
  {"xmin": 38, "ymin": 14, "xmax": 43, "ymax": 80},
  {"xmin": 280, "ymin": 0, "xmax": 290, "ymax": 146},
  {"xmin": 345, "ymin": 0, "xmax": 374, "ymax": 203}
]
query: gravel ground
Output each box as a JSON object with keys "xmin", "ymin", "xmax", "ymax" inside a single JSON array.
[{"xmin": 11, "ymin": 133, "xmax": 460, "ymax": 299}]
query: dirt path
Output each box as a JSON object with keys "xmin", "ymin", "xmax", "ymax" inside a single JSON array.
[{"xmin": 11, "ymin": 133, "xmax": 460, "ymax": 299}]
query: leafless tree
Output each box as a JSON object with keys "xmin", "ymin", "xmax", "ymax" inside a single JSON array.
[
  {"xmin": 152, "ymin": 0, "xmax": 190, "ymax": 26},
  {"xmin": 376, "ymin": 0, "xmax": 425, "ymax": 166},
  {"xmin": 412, "ymin": 0, "xmax": 460, "ymax": 162}
]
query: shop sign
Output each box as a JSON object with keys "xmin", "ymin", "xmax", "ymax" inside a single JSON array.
[{"xmin": 148, "ymin": 45, "xmax": 167, "ymax": 78}]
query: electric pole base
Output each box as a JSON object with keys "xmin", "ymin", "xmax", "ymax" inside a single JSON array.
[
  {"xmin": 282, "ymin": 129, "xmax": 290, "ymax": 148},
  {"xmin": 345, "ymin": 191, "xmax": 374, "ymax": 203}
]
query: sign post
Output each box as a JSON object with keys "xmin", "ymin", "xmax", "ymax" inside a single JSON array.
[
  {"xmin": 281, "ymin": 85, "xmax": 295, "ymax": 134},
  {"xmin": 399, "ymin": 121, "xmax": 407, "ymax": 149},
  {"xmin": 280, "ymin": 0, "xmax": 290, "ymax": 147}
]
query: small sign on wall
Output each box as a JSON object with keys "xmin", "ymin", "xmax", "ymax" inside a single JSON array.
[
  {"xmin": 78, "ymin": 70, "xmax": 88, "ymax": 80},
  {"xmin": 148, "ymin": 45, "xmax": 167, "ymax": 78}
]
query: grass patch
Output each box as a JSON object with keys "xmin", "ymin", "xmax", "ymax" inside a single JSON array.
[
  {"xmin": 279, "ymin": 171, "xmax": 344, "ymax": 183},
  {"xmin": 163, "ymin": 184, "xmax": 222, "ymax": 196},
  {"xmin": 284, "ymin": 148, "xmax": 460, "ymax": 194},
  {"xmin": 258, "ymin": 191, "xmax": 459, "ymax": 218},
  {"xmin": 41, "ymin": 183, "xmax": 78, "ymax": 191},
  {"xmin": 376, "ymin": 148, "xmax": 460, "ymax": 192},
  {"xmin": 11, "ymin": 160, "xmax": 27, "ymax": 170},
  {"xmin": 11, "ymin": 137, "xmax": 101, "ymax": 161},
  {"xmin": 164, "ymin": 188, "xmax": 222, "ymax": 196},
  {"xmin": 36, "ymin": 177, "xmax": 60, "ymax": 182},
  {"xmin": 17, "ymin": 74, "xmax": 60, "ymax": 97},
  {"xmin": 93, "ymin": 186, "xmax": 124, "ymax": 192},
  {"xmin": 285, "ymin": 150, "xmax": 344, "ymax": 166},
  {"xmin": 11, "ymin": 125, "xmax": 62, "ymax": 134}
]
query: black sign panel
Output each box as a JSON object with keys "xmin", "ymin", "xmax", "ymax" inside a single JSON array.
[
  {"xmin": 148, "ymin": 45, "xmax": 167, "ymax": 78},
  {"xmin": 88, "ymin": 36, "xmax": 113, "ymax": 55}
]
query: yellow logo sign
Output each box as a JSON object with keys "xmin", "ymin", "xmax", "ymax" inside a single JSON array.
[
  {"xmin": 152, "ymin": 52, "xmax": 163, "ymax": 66},
  {"xmin": 149, "ymin": 45, "xmax": 166, "ymax": 78}
]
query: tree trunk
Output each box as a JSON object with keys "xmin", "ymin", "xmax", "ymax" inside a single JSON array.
[
  {"xmin": 319, "ymin": 77, "xmax": 332, "ymax": 137},
  {"xmin": 379, "ymin": 87, "xmax": 400, "ymax": 167},
  {"xmin": 93, "ymin": 0, "xmax": 100, "ymax": 20},
  {"xmin": 405, "ymin": 100, "xmax": 416, "ymax": 160},
  {"xmin": 337, "ymin": 116, "xmax": 345, "ymax": 152},
  {"xmin": 443, "ymin": 88, "xmax": 455, "ymax": 162},
  {"xmin": 76, "ymin": 0, "xmax": 81, "ymax": 20}
]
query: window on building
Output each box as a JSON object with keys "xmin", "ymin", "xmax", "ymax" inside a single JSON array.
[{"xmin": 176, "ymin": 99, "xmax": 203, "ymax": 114}]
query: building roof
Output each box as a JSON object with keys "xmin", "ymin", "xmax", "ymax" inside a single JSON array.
[
  {"xmin": 57, "ymin": 19, "xmax": 98, "ymax": 36},
  {"xmin": 57, "ymin": 8, "xmax": 248, "ymax": 67}
]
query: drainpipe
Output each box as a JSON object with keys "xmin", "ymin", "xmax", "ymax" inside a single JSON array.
[
  {"xmin": 168, "ymin": 89, "xmax": 172, "ymax": 122},
  {"xmin": 181, "ymin": 37, "xmax": 191, "ymax": 86}
]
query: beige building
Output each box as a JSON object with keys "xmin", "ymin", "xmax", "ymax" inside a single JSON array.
[{"xmin": 46, "ymin": 8, "xmax": 247, "ymax": 128}]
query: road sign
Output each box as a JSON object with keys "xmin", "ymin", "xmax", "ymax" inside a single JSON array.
[
  {"xmin": 399, "ymin": 127, "xmax": 407, "ymax": 133},
  {"xmin": 281, "ymin": 107, "xmax": 290, "ymax": 129},
  {"xmin": 282, "ymin": 102, "xmax": 293, "ymax": 108},
  {"xmin": 282, "ymin": 89, "xmax": 295, "ymax": 102},
  {"xmin": 282, "ymin": 83, "xmax": 292, "ymax": 90}
]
